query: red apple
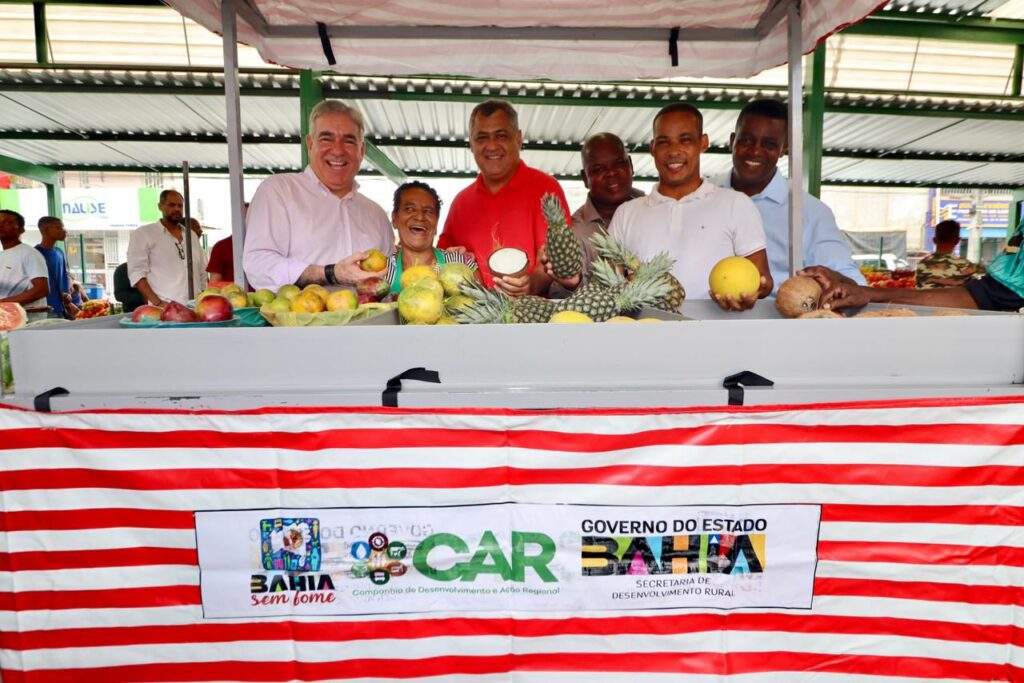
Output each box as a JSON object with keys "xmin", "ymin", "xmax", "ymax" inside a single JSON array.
[
  {"xmin": 160, "ymin": 300, "xmax": 198, "ymax": 323},
  {"xmin": 131, "ymin": 304, "xmax": 164, "ymax": 323},
  {"xmin": 193, "ymin": 294, "xmax": 234, "ymax": 322}
]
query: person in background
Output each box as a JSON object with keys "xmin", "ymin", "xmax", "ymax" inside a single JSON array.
[
  {"xmin": 126, "ymin": 189, "xmax": 208, "ymax": 306},
  {"xmin": 381, "ymin": 181, "xmax": 477, "ymax": 294},
  {"xmin": 437, "ymin": 99, "xmax": 570, "ymax": 296},
  {"xmin": 0, "ymin": 209, "xmax": 49, "ymax": 310},
  {"xmin": 541, "ymin": 132, "xmax": 644, "ymax": 296},
  {"xmin": 716, "ymin": 98, "xmax": 864, "ymax": 291},
  {"xmin": 113, "ymin": 262, "xmax": 146, "ymax": 314},
  {"xmin": 609, "ymin": 102, "xmax": 772, "ymax": 310},
  {"xmin": 207, "ymin": 202, "xmax": 250, "ymax": 285},
  {"xmin": 35, "ymin": 216, "xmax": 78, "ymax": 318},
  {"xmin": 243, "ymin": 99, "xmax": 392, "ymax": 291},
  {"xmin": 916, "ymin": 219, "xmax": 985, "ymax": 289}
]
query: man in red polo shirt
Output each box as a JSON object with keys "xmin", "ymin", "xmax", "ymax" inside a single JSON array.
[{"xmin": 438, "ymin": 99, "xmax": 571, "ymax": 296}]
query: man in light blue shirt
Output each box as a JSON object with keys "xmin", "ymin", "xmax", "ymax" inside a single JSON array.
[{"xmin": 715, "ymin": 99, "xmax": 864, "ymax": 292}]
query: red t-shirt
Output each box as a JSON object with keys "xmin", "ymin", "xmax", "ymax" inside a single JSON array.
[
  {"xmin": 206, "ymin": 236, "xmax": 234, "ymax": 284},
  {"xmin": 437, "ymin": 162, "xmax": 571, "ymax": 287}
]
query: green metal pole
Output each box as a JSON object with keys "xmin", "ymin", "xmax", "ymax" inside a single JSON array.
[
  {"xmin": 803, "ymin": 41, "xmax": 826, "ymax": 198},
  {"xmin": 45, "ymin": 182, "xmax": 61, "ymax": 218},
  {"xmin": 78, "ymin": 233, "xmax": 86, "ymax": 282},
  {"xmin": 1010, "ymin": 188, "xmax": 1024, "ymax": 239},
  {"xmin": 32, "ymin": 2, "xmax": 48, "ymax": 65},
  {"xmin": 1012, "ymin": 45, "xmax": 1023, "ymax": 98},
  {"xmin": 299, "ymin": 70, "xmax": 323, "ymax": 168}
]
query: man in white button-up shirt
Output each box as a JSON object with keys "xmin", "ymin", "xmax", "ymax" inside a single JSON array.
[
  {"xmin": 127, "ymin": 190, "xmax": 208, "ymax": 306},
  {"xmin": 609, "ymin": 103, "xmax": 773, "ymax": 310},
  {"xmin": 243, "ymin": 100, "xmax": 393, "ymax": 291}
]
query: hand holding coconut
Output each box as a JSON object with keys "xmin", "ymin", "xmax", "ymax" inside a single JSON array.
[{"xmin": 798, "ymin": 265, "xmax": 869, "ymax": 312}]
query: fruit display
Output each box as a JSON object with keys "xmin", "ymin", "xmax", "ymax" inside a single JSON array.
[
  {"xmin": 75, "ymin": 300, "xmax": 112, "ymax": 319},
  {"xmin": 775, "ymin": 276, "xmax": 824, "ymax": 318},
  {"xmin": 541, "ymin": 193, "xmax": 583, "ymax": 280},
  {"xmin": 590, "ymin": 231, "xmax": 684, "ymax": 312},
  {"xmin": 258, "ymin": 283, "xmax": 394, "ymax": 327},
  {"xmin": 861, "ymin": 265, "xmax": 915, "ymax": 289},
  {"xmin": 456, "ymin": 242, "xmax": 673, "ymax": 324},
  {"xmin": 709, "ymin": 256, "xmax": 761, "ymax": 300},
  {"xmin": 0, "ymin": 302, "xmax": 28, "ymax": 331}
]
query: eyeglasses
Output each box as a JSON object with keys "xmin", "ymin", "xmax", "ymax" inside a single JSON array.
[{"xmin": 166, "ymin": 227, "xmax": 186, "ymax": 260}]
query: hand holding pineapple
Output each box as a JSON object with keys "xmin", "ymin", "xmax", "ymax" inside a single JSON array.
[{"xmin": 538, "ymin": 244, "xmax": 582, "ymax": 292}]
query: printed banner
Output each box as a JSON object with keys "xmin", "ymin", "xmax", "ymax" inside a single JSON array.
[
  {"xmin": 196, "ymin": 504, "xmax": 821, "ymax": 618},
  {"xmin": 1, "ymin": 399, "xmax": 1021, "ymax": 682}
]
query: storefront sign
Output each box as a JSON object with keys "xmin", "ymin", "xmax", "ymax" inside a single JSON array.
[{"xmin": 195, "ymin": 504, "xmax": 820, "ymax": 618}]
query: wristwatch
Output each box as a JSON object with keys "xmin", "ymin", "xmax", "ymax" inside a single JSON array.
[{"xmin": 324, "ymin": 264, "xmax": 338, "ymax": 285}]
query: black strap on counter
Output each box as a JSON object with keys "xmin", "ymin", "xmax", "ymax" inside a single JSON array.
[
  {"xmin": 722, "ymin": 371, "xmax": 773, "ymax": 406},
  {"xmin": 668, "ymin": 27, "xmax": 680, "ymax": 67},
  {"xmin": 317, "ymin": 22, "xmax": 337, "ymax": 66},
  {"xmin": 382, "ymin": 367, "xmax": 440, "ymax": 407},
  {"xmin": 34, "ymin": 386, "xmax": 69, "ymax": 413}
]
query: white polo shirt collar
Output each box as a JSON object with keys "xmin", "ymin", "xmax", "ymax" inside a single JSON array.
[{"xmin": 647, "ymin": 180, "xmax": 715, "ymax": 206}]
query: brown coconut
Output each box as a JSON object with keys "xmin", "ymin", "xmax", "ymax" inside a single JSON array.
[
  {"xmin": 776, "ymin": 276, "xmax": 823, "ymax": 318},
  {"xmin": 797, "ymin": 309, "xmax": 842, "ymax": 319},
  {"xmin": 856, "ymin": 308, "xmax": 917, "ymax": 318}
]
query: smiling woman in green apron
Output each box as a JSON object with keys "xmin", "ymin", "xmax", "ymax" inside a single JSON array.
[{"xmin": 382, "ymin": 181, "xmax": 477, "ymax": 294}]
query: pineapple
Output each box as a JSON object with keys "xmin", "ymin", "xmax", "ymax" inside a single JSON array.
[
  {"xmin": 558, "ymin": 277, "xmax": 671, "ymax": 322},
  {"xmin": 455, "ymin": 281, "xmax": 557, "ymax": 324},
  {"xmin": 591, "ymin": 232, "xmax": 685, "ymax": 312},
  {"xmin": 591, "ymin": 229, "xmax": 640, "ymax": 275},
  {"xmin": 633, "ymin": 253, "xmax": 685, "ymax": 312},
  {"xmin": 541, "ymin": 194, "xmax": 583, "ymax": 280}
]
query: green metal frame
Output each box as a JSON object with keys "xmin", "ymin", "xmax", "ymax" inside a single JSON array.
[
  {"xmin": 803, "ymin": 42, "xmax": 826, "ymax": 198},
  {"xmin": 848, "ymin": 15, "xmax": 1024, "ymax": 45},
  {"xmin": 1011, "ymin": 188, "xmax": 1024, "ymax": 237},
  {"xmin": 1012, "ymin": 45, "xmax": 1023, "ymax": 98},
  {"xmin": 32, "ymin": 2, "xmax": 48, "ymax": 64},
  {"xmin": 0, "ymin": 153, "xmax": 61, "ymax": 216},
  {"xmin": 299, "ymin": 69, "xmax": 322, "ymax": 167}
]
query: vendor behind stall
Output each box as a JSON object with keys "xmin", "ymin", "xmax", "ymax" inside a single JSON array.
[
  {"xmin": 382, "ymin": 181, "xmax": 477, "ymax": 294},
  {"xmin": 243, "ymin": 99, "xmax": 392, "ymax": 291}
]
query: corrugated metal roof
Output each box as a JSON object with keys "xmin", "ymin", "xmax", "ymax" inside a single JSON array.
[
  {"xmin": 1, "ymin": 66, "xmax": 1023, "ymax": 187},
  {"xmin": 883, "ymin": 0, "xmax": 1012, "ymax": 14}
]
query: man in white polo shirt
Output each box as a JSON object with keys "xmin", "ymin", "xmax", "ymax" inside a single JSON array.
[
  {"xmin": 244, "ymin": 99, "xmax": 393, "ymax": 291},
  {"xmin": 609, "ymin": 103, "xmax": 772, "ymax": 310}
]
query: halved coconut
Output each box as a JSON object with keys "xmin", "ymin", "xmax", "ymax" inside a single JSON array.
[{"xmin": 488, "ymin": 247, "xmax": 529, "ymax": 278}]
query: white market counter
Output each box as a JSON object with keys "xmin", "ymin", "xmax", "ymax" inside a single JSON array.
[{"xmin": 5, "ymin": 301, "xmax": 1023, "ymax": 410}]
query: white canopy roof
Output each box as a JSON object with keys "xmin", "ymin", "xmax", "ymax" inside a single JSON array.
[{"xmin": 165, "ymin": 0, "xmax": 885, "ymax": 80}]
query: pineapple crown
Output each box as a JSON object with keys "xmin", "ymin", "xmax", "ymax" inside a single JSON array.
[
  {"xmin": 614, "ymin": 274, "xmax": 673, "ymax": 311},
  {"xmin": 541, "ymin": 193, "xmax": 567, "ymax": 229},
  {"xmin": 454, "ymin": 280, "xmax": 512, "ymax": 324},
  {"xmin": 590, "ymin": 229, "xmax": 638, "ymax": 268},
  {"xmin": 589, "ymin": 258, "xmax": 627, "ymax": 289},
  {"xmin": 632, "ymin": 252, "xmax": 675, "ymax": 282}
]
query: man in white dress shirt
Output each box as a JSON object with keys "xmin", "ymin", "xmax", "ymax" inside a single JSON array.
[
  {"xmin": 127, "ymin": 190, "xmax": 208, "ymax": 306},
  {"xmin": 243, "ymin": 100, "xmax": 393, "ymax": 291},
  {"xmin": 609, "ymin": 102, "xmax": 772, "ymax": 310}
]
